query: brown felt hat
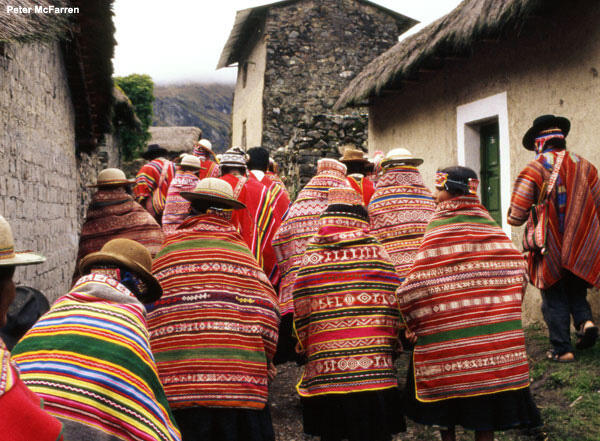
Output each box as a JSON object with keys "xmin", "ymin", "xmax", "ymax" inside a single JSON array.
[
  {"xmin": 79, "ymin": 238, "xmax": 162, "ymax": 304},
  {"xmin": 339, "ymin": 147, "xmax": 369, "ymax": 164}
]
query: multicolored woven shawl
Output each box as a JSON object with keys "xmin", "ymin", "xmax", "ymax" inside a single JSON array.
[
  {"xmin": 368, "ymin": 165, "xmax": 435, "ymax": 280},
  {"xmin": 75, "ymin": 188, "xmax": 164, "ymax": 280},
  {"xmin": 397, "ymin": 195, "xmax": 530, "ymax": 402},
  {"xmin": 134, "ymin": 158, "xmax": 176, "ymax": 218},
  {"xmin": 272, "ymin": 159, "xmax": 350, "ymax": 316},
  {"xmin": 162, "ymin": 169, "xmax": 199, "ymax": 235},
  {"xmin": 148, "ymin": 214, "xmax": 280, "ymax": 410},
  {"xmin": 1, "ymin": 340, "xmax": 64, "ymax": 441},
  {"xmin": 508, "ymin": 149, "xmax": 600, "ymax": 289},
  {"xmin": 11, "ymin": 274, "xmax": 181, "ymax": 441},
  {"xmin": 292, "ymin": 209, "xmax": 402, "ymax": 398}
]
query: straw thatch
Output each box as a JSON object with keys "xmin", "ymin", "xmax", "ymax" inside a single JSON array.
[
  {"xmin": 335, "ymin": 0, "xmax": 550, "ymax": 109},
  {"xmin": 218, "ymin": 0, "xmax": 417, "ymax": 69},
  {"xmin": 0, "ymin": 0, "xmax": 71, "ymax": 43},
  {"xmin": 149, "ymin": 127, "xmax": 203, "ymax": 154}
]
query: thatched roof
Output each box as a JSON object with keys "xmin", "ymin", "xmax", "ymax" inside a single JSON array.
[
  {"xmin": 335, "ymin": 0, "xmax": 549, "ymax": 109},
  {"xmin": 0, "ymin": 0, "xmax": 71, "ymax": 42},
  {"xmin": 149, "ymin": 127, "xmax": 203, "ymax": 153},
  {"xmin": 217, "ymin": 0, "xmax": 417, "ymax": 69},
  {"xmin": 0, "ymin": 0, "xmax": 115, "ymax": 151}
]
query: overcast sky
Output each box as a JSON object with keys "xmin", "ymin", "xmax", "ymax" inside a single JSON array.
[{"xmin": 113, "ymin": 0, "xmax": 463, "ymax": 84}]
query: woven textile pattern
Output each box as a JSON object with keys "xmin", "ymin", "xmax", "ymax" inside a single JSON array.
[
  {"xmin": 508, "ymin": 149, "xmax": 600, "ymax": 289},
  {"xmin": 293, "ymin": 212, "xmax": 402, "ymax": 398},
  {"xmin": 134, "ymin": 158, "xmax": 176, "ymax": 204},
  {"xmin": 368, "ymin": 166, "xmax": 436, "ymax": 280},
  {"xmin": 162, "ymin": 169, "xmax": 199, "ymax": 235},
  {"xmin": 148, "ymin": 214, "xmax": 280, "ymax": 410},
  {"xmin": 347, "ymin": 175, "xmax": 375, "ymax": 205},
  {"xmin": 75, "ymin": 188, "xmax": 164, "ymax": 280},
  {"xmin": 397, "ymin": 195, "xmax": 530, "ymax": 402},
  {"xmin": 272, "ymin": 160, "xmax": 350, "ymax": 316},
  {"xmin": 11, "ymin": 274, "xmax": 181, "ymax": 441}
]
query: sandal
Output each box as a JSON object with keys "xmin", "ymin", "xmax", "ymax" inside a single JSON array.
[
  {"xmin": 575, "ymin": 323, "xmax": 599, "ymax": 350},
  {"xmin": 546, "ymin": 350, "xmax": 575, "ymax": 363}
]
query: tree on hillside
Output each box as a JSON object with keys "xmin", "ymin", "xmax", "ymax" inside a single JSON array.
[{"xmin": 114, "ymin": 74, "xmax": 155, "ymax": 160}]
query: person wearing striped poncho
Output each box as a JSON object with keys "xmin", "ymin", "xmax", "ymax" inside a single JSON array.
[
  {"xmin": 398, "ymin": 166, "xmax": 541, "ymax": 441},
  {"xmin": 12, "ymin": 239, "xmax": 181, "ymax": 441},
  {"xmin": 293, "ymin": 187, "xmax": 405, "ymax": 441},
  {"xmin": 148, "ymin": 178, "xmax": 280, "ymax": 441}
]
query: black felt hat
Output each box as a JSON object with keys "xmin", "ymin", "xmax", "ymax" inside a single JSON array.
[
  {"xmin": 522, "ymin": 115, "xmax": 570, "ymax": 151},
  {"xmin": 141, "ymin": 144, "xmax": 169, "ymax": 160}
]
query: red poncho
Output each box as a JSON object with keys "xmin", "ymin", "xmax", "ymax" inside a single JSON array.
[
  {"xmin": 398, "ymin": 195, "xmax": 530, "ymax": 402},
  {"xmin": 134, "ymin": 158, "xmax": 176, "ymax": 219}
]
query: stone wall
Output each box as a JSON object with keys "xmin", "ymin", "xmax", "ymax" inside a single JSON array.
[
  {"xmin": 0, "ymin": 41, "xmax": 119, "ymax": 302},
  {"xmin": 261, "ymin": 0, "xmax": 407, "ymax": 151},
  {"xmin": 274, "ymin": 113, "xmax": 368, "ymax": 197}
]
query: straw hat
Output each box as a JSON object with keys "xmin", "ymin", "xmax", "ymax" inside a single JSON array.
[
  {"xmin": 179, "ymin": 154, "xmax": 202, "ymax": 170},
  {"xmin": 79, "ymin": 238, "xmax": 162, "ymax": 304},
  {"xmin": 381, "ymin": 148, "xmax": 423, "ymax": 167},
  {"xmin": 339, "ymin": 147, "xmax": 369, "ymax": 164},
  {"xmin": 0, "ymin": 216, "xmax": 45, "ymax": 267},
  {"xmin": 220, "ymin": 147, "xmax": 248, "ymax": 168},
  {"xmin": 180, "ymin": 178, "xmax": 246, "ymax": 209},
  {"xmin": 88, "ymin": 168, "xmax": 134, "ymax": 187}
]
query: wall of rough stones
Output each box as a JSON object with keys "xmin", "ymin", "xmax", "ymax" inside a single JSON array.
[
  {"xmin": 261, "ymin": 0, "xmax": 406, "ymax": 153},
  {"xmin": 0, "ymin": 42, "xmax": 119, "ymax": 302},
  {"xmin": 274, "ymin": 113, "xmax": 368, "ymax": 197}
]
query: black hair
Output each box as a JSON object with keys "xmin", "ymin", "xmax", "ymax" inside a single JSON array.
[
  {"xmin": 0, "ymin": 265, "xmax": 15, "ymax": 282},
  {"xmin": 247, "ymin": 147, "xmax": 270, "ymax": 172},
  {"xmin": 438, "ymin": 165, "xmax": 478, "ymax": 196},
  {"xmin": 220, "ymin": 165, "xmax": 246, "ymax": 176},
  {"xmin": 344, "ymin": 162, "xmax": 367, "ymax": 175},
  {"xmin": 543, "ymin": 137, "xmax": 567, "ymax": 151},
  {"xmin": 323, "ymin": 204, "xmax": 369, "ymax": 221}
]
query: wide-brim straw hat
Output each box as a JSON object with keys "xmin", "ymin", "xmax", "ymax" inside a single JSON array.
[
  {"xmin": 339, "ymin": 147, "xmax": 370, "ymax": 164},
  {"xmin": 79, "ymin": 238, "xmax": 162, "ymax": 304},
  {"xmin": 522, "ymin": 114, "xmax": 571, "ymax": 150},
  {"xmin": 381, "ymin": 148, "xmax": 424, "ymax": 167},
  {"xmin": 0, "ymin": 216, "xmax": 45, "ymax": 266},
  {"xmin": 142, "ymin": 144, "xmax": 169, "ymax": 160},
  {"xmin": 180, "ymin": 177, "xmax": 246, "ymax": 209},
  {"xmin": 179, "ymin": 154, "xmax": 202, "ymax": 170},
  {"xmin": 88, "ymin": 168, "xmax": 134, "ymax": 187}
]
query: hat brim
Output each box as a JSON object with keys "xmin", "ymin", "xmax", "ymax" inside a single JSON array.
[
  {"xmin": 381, "ymin": 157, "xmax": 424, "ymax": 167},
  {"xmin": 180, "ymin": 191, "xmax": 246, "ymax": 209},
  {"xmin": 0, "ymin": 252, "xmax": 45, "ymax": 267},
  {"xmin": 522, "ymin": 116, "xmax": 571, "ymax": 150},
  {"xmin": 142, "ymin": 149, "xmax": 169, "ymax": 160},
  {"xmin": 340, "ymin": 158, "xmax": 370, "ymax": 164},
  {"xmin": 79, "ymin": 252, "xmax": 162, "ymax": 304},
  {"xmin": 87, "ymin": 179, "xmax": 135, "ymax": 188}
]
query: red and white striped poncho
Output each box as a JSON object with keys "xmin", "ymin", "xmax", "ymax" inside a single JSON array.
[
  {"xmin": 161, "ymin": 168, "xmax": 199, "ymax": 235},
  {"xmin": 397, "ymin": 195, "xmax": 530, "ymax": 402}
]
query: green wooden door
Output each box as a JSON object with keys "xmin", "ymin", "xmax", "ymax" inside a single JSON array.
[{"xmin": 480, "ymin": 122, "xmax": 502, "ymax": 226}]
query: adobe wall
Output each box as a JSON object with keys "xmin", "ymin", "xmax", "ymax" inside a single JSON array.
[
  {"xmin": 0, "ymin": 41, "xmax": 119, "ymax": 302},
  {"xmin": 367, "ymin": 2, "xmax": 600, "ymax": 324}
]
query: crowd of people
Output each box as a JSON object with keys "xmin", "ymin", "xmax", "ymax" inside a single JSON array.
[{"xmin": 1, "ymin": 114, "xmax": 600, "ymax": 441}]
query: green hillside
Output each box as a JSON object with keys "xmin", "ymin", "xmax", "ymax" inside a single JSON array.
[{"xmin": 153, "ymin": 83, "xmax": 234, "ymax": 153}]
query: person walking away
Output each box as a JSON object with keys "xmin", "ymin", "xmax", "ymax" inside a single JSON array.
[
  {"xmin": 134, "ymin": 144, "xmax": 177, "ymax": 222},
  {"xmin": 0, "ymin": 216, "xmax": 65, "ymax": 441},
  {"xmin": 508, "ymin": 114, "xmax": 600, "ymax": 362},
  {"xmin": 271, "ymin": 158, "xmax": 351, "ymax": 364},
  {"xmin": 339, "ymin": 145, "xmax": 375, "ymax": 205},
  {"xmin": 73, "ymin": 167, "xmax": 164, "ymax": 282},
  {"xmin": 193, "ymin": 138, "xmax": 220, "ymax": 179},
  {"xmin": 368, "ymin": 148, "xmax": 435, "ymax": 280},
  {"xmin": 162, "ymin": 154, "xmax": 202, "ymax": 235},
  {"xmin": 12, "ymin": 239, "xmax": 181, "ymax": 441},
  {"xmin": 398, "ymin": 166, "xmax": 541, "ymax": 441},
  {"xmin": 293, "ymin": 187, "xmax": 405, "ymax": 441},
  {"xmin": 148, "ymin": 178, "xmax": 280, "ymax": 441}
]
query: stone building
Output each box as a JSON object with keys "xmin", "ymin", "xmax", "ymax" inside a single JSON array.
[
  {"xmin": 0, "ymin": 0, "xmax": 118, "ymax": 301},
  {"xmin": 218, "ymin": 0, "xmax": 416, "ymax": 189},
  {"xmin": 336, "ymin": 0, "xmax": 600, "ymax": 323}
]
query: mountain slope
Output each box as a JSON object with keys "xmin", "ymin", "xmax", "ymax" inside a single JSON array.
[{"xmin": 153, "ymin": 83, "xmax": 234, "ymax": 153}]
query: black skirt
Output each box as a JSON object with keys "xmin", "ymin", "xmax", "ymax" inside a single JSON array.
[
  {"xmin": 301, "ymin": 388, "xmax": 406, "ymax": 441},
  {"xmin": 172, "ymin": 405, "xmax": 275, "ymax": 441},
  {"xmin": 403, "ymin": 362, "xmax": 542, "ymax": 432}
]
